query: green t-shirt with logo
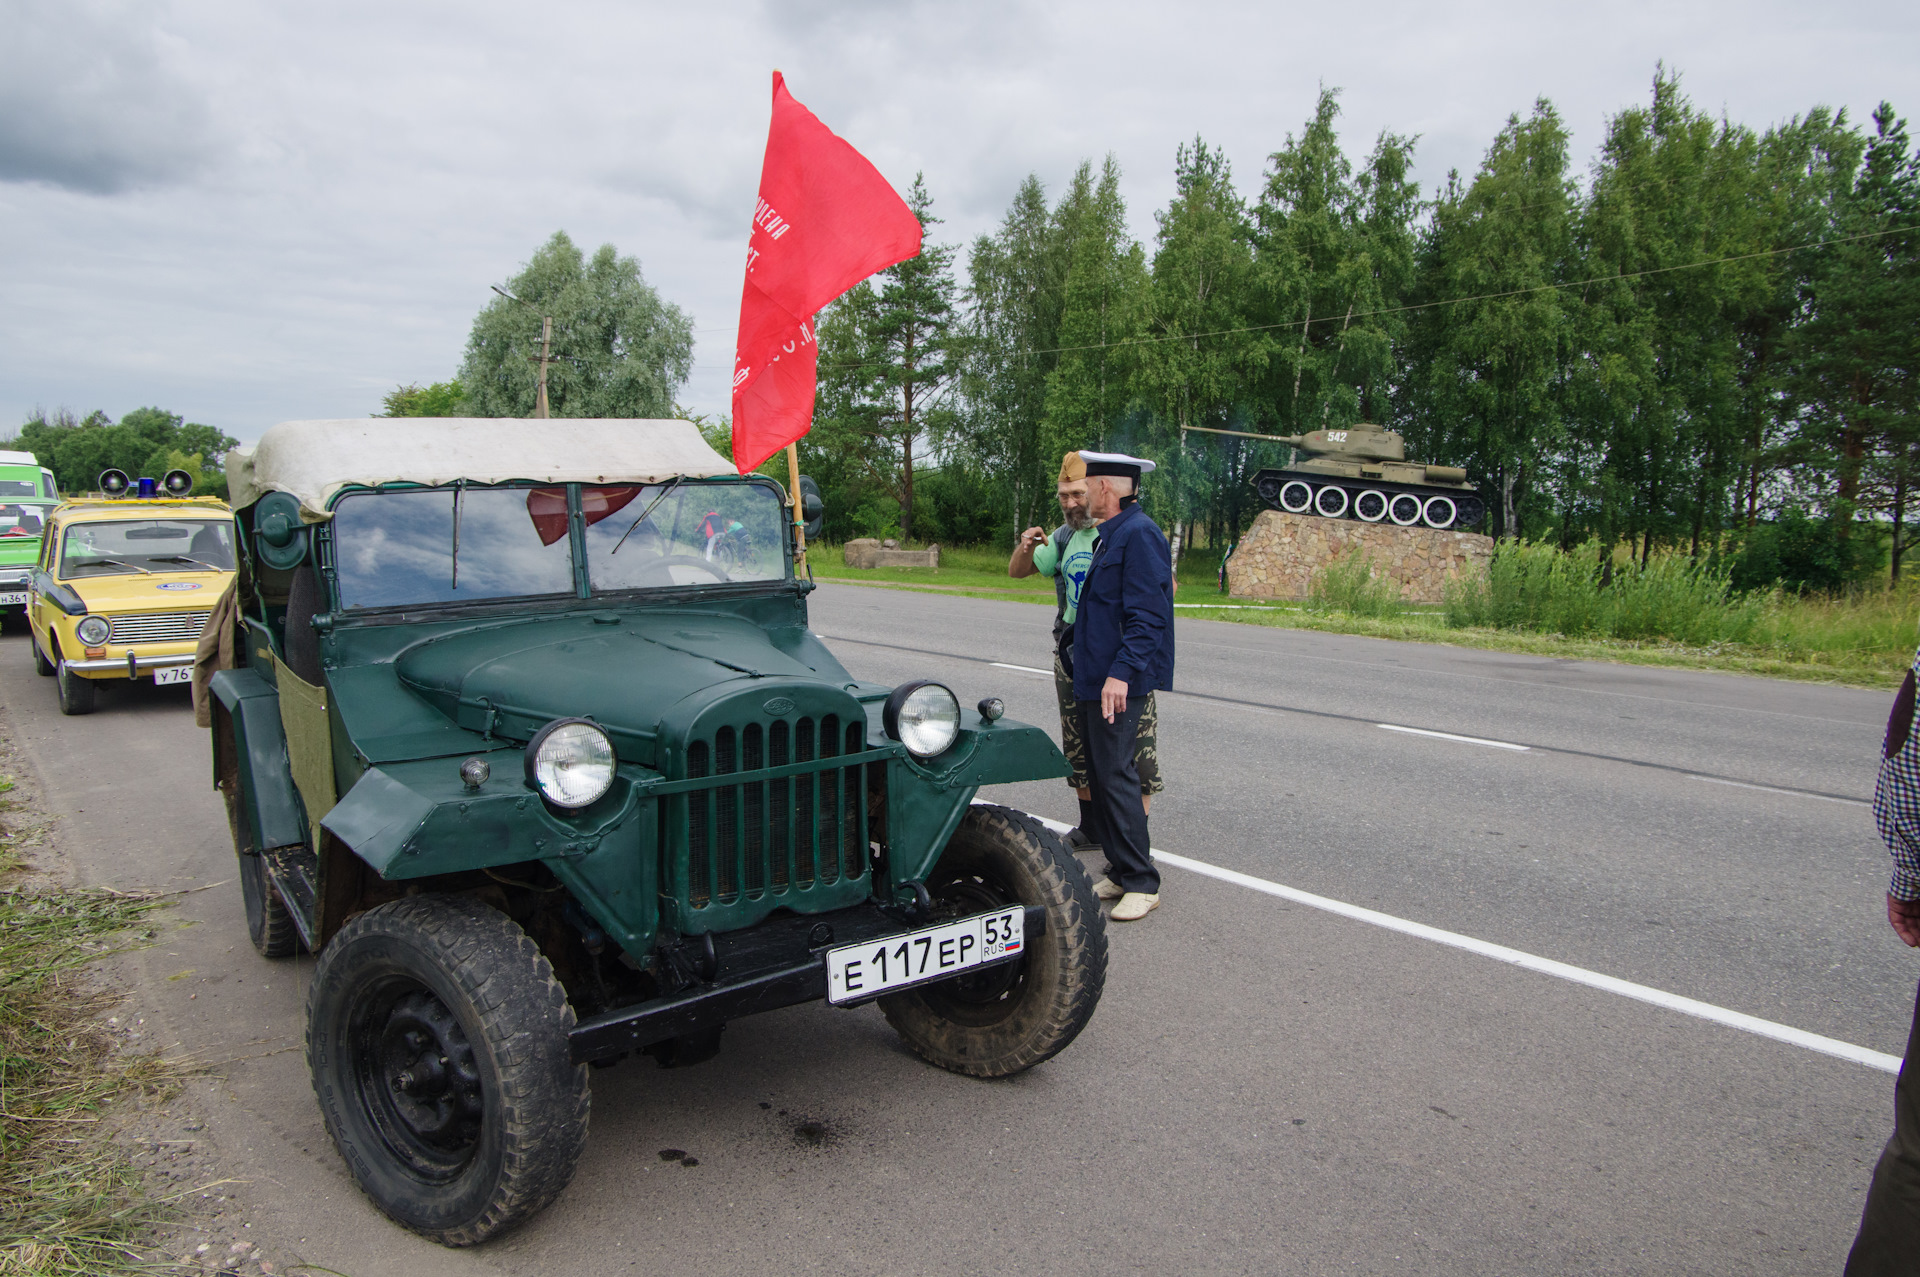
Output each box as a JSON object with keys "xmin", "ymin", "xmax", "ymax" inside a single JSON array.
[{"xmin": 1033, "ymin": 525, "xmax": 1099, "ymax": 624}]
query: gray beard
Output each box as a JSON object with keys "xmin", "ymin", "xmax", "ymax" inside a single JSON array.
[{"xmin": 1062, "ymin": 508, "xmax": 1095, "ymax": 531}]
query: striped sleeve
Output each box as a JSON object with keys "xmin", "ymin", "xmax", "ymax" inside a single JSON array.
[{"xmin": 1871, "ymin": 648, "xmax": 1920, "ymax": 901}]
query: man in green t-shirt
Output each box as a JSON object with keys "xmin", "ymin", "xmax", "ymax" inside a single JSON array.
[{"xmin": 1009, "ymin": 451, "xmax": 1163, "ymax": 852}]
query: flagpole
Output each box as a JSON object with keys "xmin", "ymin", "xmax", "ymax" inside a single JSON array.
[{"xmin": 785, "ymin": 441, "xmax": 808, "ymax": 577}]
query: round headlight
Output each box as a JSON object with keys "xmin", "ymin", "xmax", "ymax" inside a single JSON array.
[
  {"xmin": 884, "ymin": 681, "xmax": 961, "ymax": 759},
  {"xmin": 76, "ymin": 616, "xmax": 109, "ymax": 646},
  {"xmin": 524, "ymin": 718, "xmax": 615, "ymax": 808}
]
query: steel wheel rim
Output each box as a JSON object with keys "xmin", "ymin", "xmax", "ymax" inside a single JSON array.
[
  {"xmin": 916, "ymin": 870, "xmax": 1028, "ymax": 1024},
  {"xmin": 349, "ymin": 975, "xmax": 485, "ymax": 1184},
  {"xmin": 1354, "ymin": 490, "xmax": 1388, "ymax": 522},
  {"xmin": 1278, "ymin": 481, "xmax": 1313, "ymax": 513},
  {"xmin": 1388, "ymin": 494, "xmax": 1423, "ymax": 526},
  {"xmin": 1313, "ymin": 485, "xmax": 1349, "ymax": 518},
  {"xmin": 1422, "ymin": 496, "xmax": 1457, "ymax": 529}
]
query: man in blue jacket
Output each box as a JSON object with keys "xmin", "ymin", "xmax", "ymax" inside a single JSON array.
[{"xmin": 1072, "ymin": 451, "xmax": 1175, "ymax": 922}]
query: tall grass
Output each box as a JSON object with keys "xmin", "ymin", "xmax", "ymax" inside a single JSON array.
[
  {"xmin": 1444, "ymin": 539, "xmax": 1763, "ymax": 644},
  {"xmin": 1309, "ymin": 550, "xmax": 1404, "ymax": 618}
]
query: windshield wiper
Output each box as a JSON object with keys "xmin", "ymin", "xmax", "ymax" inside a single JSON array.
[
  {"xmin": 151, "ymin": 555, "xmax": 223, "ymax": 571},
  {"xmin": 610, "ymin": 478, "xmax": 681, "ymax": 556},
  {"xmin": 68, "ymin": 557, "xmax": 150, "ymax": 574},
  {"xmin": 450, "ymin": 481, "xmax": 465, "ymax": 590}
]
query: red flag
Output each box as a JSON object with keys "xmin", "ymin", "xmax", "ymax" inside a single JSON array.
[{"xmin": 730, "ymin": 72, "xmax": 923, "ymax": 474}]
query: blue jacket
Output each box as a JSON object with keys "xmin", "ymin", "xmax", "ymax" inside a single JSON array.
[{"xmin": 1071, "ymin": 501, "xmax": 1176, "ymax": 700}]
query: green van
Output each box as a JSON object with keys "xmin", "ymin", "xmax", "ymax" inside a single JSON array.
[{"xmin": 0, "ymin": 451, "xmax": 58, "ymax": 623}]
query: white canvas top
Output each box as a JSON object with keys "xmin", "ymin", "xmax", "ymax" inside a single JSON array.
[
  {"xmin": 227, "ymin": 418, "xmax": 739, "ymax": 518},
  {"xmin": 0, "ymin": 450, "xmax": 42, "ymax": 467}
]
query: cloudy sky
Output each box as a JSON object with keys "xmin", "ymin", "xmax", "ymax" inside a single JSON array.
[{"xmin": 3, "ymin": 0, "xmax": 1915, "ymax": 444}]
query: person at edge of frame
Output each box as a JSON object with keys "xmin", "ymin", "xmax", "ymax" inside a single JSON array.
[
  {"xmin": 1069, "ymin": 451, "xmax": 1174, "ymax": 923},
  {"xmin": 1845, "ymin": 645, "xmax": 1920, "ymax": 1275},
  {"xmin": 1007, "ymin": 450, "xmax": 1164, "ymax": 854}
]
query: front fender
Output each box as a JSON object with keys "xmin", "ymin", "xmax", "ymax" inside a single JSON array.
[
  {"xmin": 210, "ymin": 667, "xmax": 308, "ymax": 851},
  {"xmin": 881, "ymin": 716, "xmax": 1069, "ymax": 890}
]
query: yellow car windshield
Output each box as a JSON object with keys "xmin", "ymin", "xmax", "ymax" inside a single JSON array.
[{"xmin": 60, "ymin": 520, "xmax": 235, "ymax": 578}]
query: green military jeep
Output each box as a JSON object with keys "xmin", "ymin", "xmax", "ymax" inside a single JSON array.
[{"xmin": 205, "ymin": 419, "xmax": 1106, "ymax": 1243}]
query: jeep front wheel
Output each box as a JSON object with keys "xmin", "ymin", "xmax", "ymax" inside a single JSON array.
[
  {"xmin": 880, "ymin": 803, "xmax": 1107, "ymax": 1078},
  {"xmin": 307, "ymin": 895, "xmax": 589, "ymax": 1245}
]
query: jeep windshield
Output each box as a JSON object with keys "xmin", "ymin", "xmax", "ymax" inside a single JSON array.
[
  {"xmin": 60, "ymin": 519, "xmax": 236, "ymax": 577},
  {"xmin": 330, "ymin": 480, "xmax": 788, "ymax": 610}
]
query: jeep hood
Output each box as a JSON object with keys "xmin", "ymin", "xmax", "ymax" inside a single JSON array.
[{"xmin": 392, "ymin": 612, "xmax": 849, "ymax": 766}]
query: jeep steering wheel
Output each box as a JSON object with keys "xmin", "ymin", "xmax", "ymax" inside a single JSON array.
[{"xmin": 635, "ymin": 554, "xmax": 732, "ymax": 586}]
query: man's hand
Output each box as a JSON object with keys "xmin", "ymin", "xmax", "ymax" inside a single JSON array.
[
  {"xmin": 1008, "ymin": 526, "xmax": 1046, "ymax": 578},
  {"xmin": 1890, "ymin": 893, "xmax": 1920, "ymax": 948},
  {"xmin": 1101, "ymin": 676, "xmax": 1128, "ymax": 722}
]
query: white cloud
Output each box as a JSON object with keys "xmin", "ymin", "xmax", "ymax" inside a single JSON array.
[{"xmin": 0, "ymin": 0, "xmax": 1914, "ymax": 441}]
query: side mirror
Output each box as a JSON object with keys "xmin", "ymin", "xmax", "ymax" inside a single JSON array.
[
  {"xmin": 798, "ymin": 475, "xmax": 824, "ymax": 541},
  {"xmin": 252, "ymin": 491, "xmax": 309, "ymax": 570}
]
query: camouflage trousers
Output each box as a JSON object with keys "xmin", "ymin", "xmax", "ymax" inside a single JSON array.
[{"xmin": 1054, "ymin": 652, "xmax": 1162, "ymax": 795}]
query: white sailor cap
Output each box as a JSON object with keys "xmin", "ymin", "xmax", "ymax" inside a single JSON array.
[{"xmin": 1078, "ymin": 451, "xmax": 1156, "ymax": 481}]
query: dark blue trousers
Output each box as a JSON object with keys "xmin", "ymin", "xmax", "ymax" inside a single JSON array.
[
  {"xmin": 1847, "ymin": 978, "xmax": 1920, "ymax": 1274},
  {"xmin": 1077, "ymin": 696, "xmax": 1159, "ymax": 895}
]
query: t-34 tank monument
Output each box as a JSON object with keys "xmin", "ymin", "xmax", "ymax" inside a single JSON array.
[
  {"xmin": 1251, "ymin": 423, "xmax": 1486, "ymax": 531},
  {"xmin": 1200, "ymin": 422, "xmax": 1492, "ymax": 604}
]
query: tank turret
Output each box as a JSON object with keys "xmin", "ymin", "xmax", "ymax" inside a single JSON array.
[{"xmin": 1252, "ymin": 423, "xmax": 1483, "ymax": 529}]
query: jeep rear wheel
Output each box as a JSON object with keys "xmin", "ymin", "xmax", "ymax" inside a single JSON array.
[
  {"xmin": 225, "ymin": 789, "xmax": 298, "ymax": 958},
  {"xmin": 880, "ymin": 803, "xmax": 1107, "ymax": 1078},
  {"xmin": 307, "ymin": 895, "xmax": 589, "ymax": 1245}
]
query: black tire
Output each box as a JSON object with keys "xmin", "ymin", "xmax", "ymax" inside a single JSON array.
[
  {"xmin": 307, "ymin": 895, "xmax": 589, "ymax": 1245},
  {"xmin": 880, "ymin": 804, "xmax": 1107, "ymax": 1078},
  {"xmin": 55, "ymin": 661, "xmax": 95, "ymax": 716},
  {"xmin": 226, "ymin": 788, "xmax": 298, "ymax": 958},
  {"xmin": 31, "ymin": 632, "xmax": 53, "ymax": 677}
]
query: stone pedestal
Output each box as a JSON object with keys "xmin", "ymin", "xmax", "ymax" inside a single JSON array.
[
  {"xmin": 843, "ymin": 539, "xmax": 941, "ymax": 569},
  {"xmin": 1224, "ymin": 510, "xmax": 1491, "ymax": 604}
]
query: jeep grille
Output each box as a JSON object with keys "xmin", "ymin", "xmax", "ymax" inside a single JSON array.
[{"xmin": 678, "ymin": 715, "xmax": 878, "ymax": 913}]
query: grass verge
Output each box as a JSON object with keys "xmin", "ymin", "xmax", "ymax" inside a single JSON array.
[{"xmin": 0, "ymin": 780, "xmax": 182, "ymax": 1276}]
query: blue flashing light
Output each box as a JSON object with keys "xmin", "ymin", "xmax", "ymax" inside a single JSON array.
[{"xmin": 136, "ymin": 477, "xmax": 157, "ymax": 499}]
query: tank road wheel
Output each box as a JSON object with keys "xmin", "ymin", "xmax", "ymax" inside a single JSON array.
[
  {"xmin": 225, "ymin": 789, "xmax": 299, "ymax": 958},
  {"xmin": 881, "ymin": 804, "xmax": 1107, "ymax": 1079},
  {"xmin": 55, "ymin": 660, "xmax": 95, "ymax": 716},
  {"xmin": 1422, "ymin": 495, "xmax": 1458, "ymax": 529},
  {"xmin": 1388, "ymin": 493, "xmax": 1423, "ymax": 526},
  {"xmin": 1313, "ymin": 485, "xmax": 1350, "ymax": 519},
  {"xmin": 1254, "ymin": 474, "xmax": 1284, "ymax": 509},
  {"xmin": 1277, "ymin": 480, "xmax": 1313, "ymax": 514},
  {"xmin": 1454, "ymin": 495, "xmax": 1487, "ymax": 528},
  {"xmin": 31, "ymin": 633, "xmax": 53, "ymax": 677},
  {"xmin": 1353, "ymin": 490, "xmax": 1388, "ymax": 522},
  {"xmin": 307, "ymin": 895, "xmax": 590, "ymax": 1246}
]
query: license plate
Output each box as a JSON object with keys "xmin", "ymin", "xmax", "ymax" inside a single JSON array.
[
  {"xmin": 826, "ymin": 907, "xmax": 1025, "ymax": 1005},
  {"xmin": 152, "ymin": 666, "xmax": 192, "ymax": 686},
  {"xmin": 0, "ymin": 592, "xmax": 25, "ymax": 606}
]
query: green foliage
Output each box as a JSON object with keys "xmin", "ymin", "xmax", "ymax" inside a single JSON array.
[
  {"xmin": 1445, "ymin": 539, "xmax": 1762, "ymax": 643},
  {"xmin": 1727, "ymin": 506, "xmax": 1881, "ymax": 593},
  {"xmin": 380, "ymin": 380, "xmax": 466, "ymax": 417},
  {"xmin": 1307, "ymin": 549, "xmax": 1404, "ymax": 617},
  {"xmin": 8, "ymin": 408, "xmax": 238, "ymax": 496},
  {"xmin": 460, "ymin": 231, "xmax": 692, "ymax": 419},
  {"xmin": 812, "ymin": 176, "xmax": 961, "ymax": 540}
]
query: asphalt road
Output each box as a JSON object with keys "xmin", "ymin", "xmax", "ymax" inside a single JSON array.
[{"xmin": 9, "ymin": 583, "xmax": 1912, "ymax": 1275}]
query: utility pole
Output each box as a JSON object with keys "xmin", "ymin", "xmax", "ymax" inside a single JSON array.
[
  {"xmin": 534, "ymin": 315, "xmax": 553, "ymax": 419},
  {"xmin": 492, "ymin": 285, "xmax": 556, "ymax": 419}
]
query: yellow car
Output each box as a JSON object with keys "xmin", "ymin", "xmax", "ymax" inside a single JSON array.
[{"xmin": 28, "ymin": 488, "xmax": 236, "ymax": 715}]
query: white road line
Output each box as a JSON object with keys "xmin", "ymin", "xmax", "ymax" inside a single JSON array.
[
  {"xmin": 989, "ymin": 662, "xmax": 1051, "ymax": 676},
  {"xmin": 1378, "ymin": 722, "xmax": 1530, "ymax": 751},
  {"xmin": 1688, "ymin": 774, "xmax": 1868, "ymax": 806},
  {"xmin": 1015, "ymin": 809, "xmax": 1900, "ymax": 1075}
]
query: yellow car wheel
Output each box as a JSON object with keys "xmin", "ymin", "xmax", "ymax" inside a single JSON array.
[{"xmin": 55, "ymin": 660, "xmax": 95, "ymax": 716}]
